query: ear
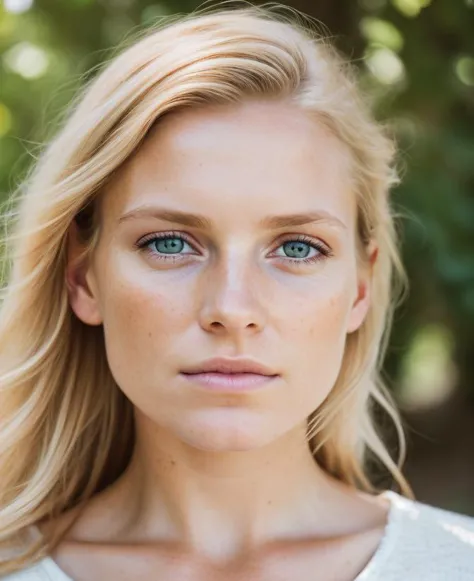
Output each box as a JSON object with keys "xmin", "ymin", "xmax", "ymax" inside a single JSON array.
[
  {"xmin": 346, "ymin": 241, "xmax": 378, "ymax": 334},
  {"xmin": 65, "ymin": 220, "xmax": 103, "ymax": 326}
]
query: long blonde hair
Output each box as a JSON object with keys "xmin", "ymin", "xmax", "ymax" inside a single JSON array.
[{"xmin": 0, "ymin": 3, "xmax": 412, "ymax": 574}]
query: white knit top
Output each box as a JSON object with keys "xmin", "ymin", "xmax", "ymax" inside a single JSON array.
[{"xmin": 3, "ymin": 492, "xmax": 474, "ymax": 580}]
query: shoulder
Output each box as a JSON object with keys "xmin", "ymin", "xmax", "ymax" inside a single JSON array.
[
  {"xmin": 0, "ymin": 527, "xmax": 70, "ymax": 581},
  {"xmin": 369, "ymin": 491, "xmax": 474, "ymax": 580},
  {"xmin": 1, "ymin": 562, "xmax": 46, "ymax": 581},
  {"xmin": 1, "ymin": 558, "xmax": 69, "ymax": 581}
]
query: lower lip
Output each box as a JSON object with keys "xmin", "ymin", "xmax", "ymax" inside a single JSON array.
[{"xmin": 180, "ymin": 372, "xmax": 278, "ymax": 392}]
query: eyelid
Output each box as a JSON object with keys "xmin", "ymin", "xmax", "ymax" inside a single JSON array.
[
  {"xmin": 136, "ymin": 231, "xmax": 333, "ymax": 261},
  {"xmin": 271, "ymin": 233, "xmax": 332, "ymax": 254},
  {"xmin": 276, "ymin": 232, "xmax": 329, "ymax": 245},
  {"xmin": 136, "ymin": 230, "xmax": 201, "ymax": 251}
]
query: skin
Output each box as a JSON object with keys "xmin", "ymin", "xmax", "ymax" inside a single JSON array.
[{"xmin": 61, "ymin": 100, "xmax": 389, "ymax": 581}]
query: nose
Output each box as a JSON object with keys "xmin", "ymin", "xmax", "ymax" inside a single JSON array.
[{"xmin": 198, "ymin": 253, "xmax": 267, "ymax": 338}]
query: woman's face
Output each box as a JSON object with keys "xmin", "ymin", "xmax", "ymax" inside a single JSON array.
[{"xmin": 68, "ymin": 100, "xmax": 373, "ymax": 451}]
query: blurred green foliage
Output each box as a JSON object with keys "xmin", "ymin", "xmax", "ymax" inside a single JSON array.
[{"xmin": 0, "ymin": 0, "xmax": 473, "ymax": 404}]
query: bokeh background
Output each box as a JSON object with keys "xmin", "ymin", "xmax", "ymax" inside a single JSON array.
[{"xmin": 1, "ymin": 0, "xmax": 473, "ymax": 514}]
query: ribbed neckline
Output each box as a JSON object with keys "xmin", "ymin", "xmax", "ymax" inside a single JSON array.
[{"xmin": 33, "ymin": 490, "xmax": 403, "ymax": 581}]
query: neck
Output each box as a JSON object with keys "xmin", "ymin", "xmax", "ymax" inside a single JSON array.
[{"xmin": 102, "ymin": 412, "xmax": 373, "ymax": 562}]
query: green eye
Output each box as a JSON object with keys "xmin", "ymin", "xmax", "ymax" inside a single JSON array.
[
  {"xmin": 153, "ymin": 237, "xmax": 185, "ymax": 254},
  {"xmin": 282, "ymin": 240, "xmax": 312, "ymax": 259},
  {"xmin": 273, "ymin": 236, "xmax": 331, "ymax": 266},
  {"xmin": 137, "ymin": 233, "xmax": 332, "ymax": 267},
  {"xmin": 137, "ymin": 233, "xmax": 196, "ymax": 260}
]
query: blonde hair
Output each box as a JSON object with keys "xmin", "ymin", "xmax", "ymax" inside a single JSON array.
[{"xmin": 0, "ymin": 3, "xmax": 412, "ymax": 574}]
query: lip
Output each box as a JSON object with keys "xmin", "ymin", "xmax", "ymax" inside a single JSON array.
[
  {"xmin": 180, "ymin": 357, "xmax": 279, "ymax": 393},
  {"xmin": 181, "ymin": 357, "xmax": 278, "ymax": 376},
  {"xmin": 180, "ymin": 372, "xmax": 278, "ymax": 392}
]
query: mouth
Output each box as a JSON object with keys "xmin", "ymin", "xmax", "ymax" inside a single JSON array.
[
  {"xmin": 180, "ymin": 371, "xmax": 279, "ymax": 392},
  {"xmin": 180, "ymin": 357, "xmax": 279, "ymax": 392}
]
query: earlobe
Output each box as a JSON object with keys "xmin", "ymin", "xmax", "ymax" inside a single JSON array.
[
  {"xmin": 67, "ymin": 270, "xmax": 103, "ymax": 326},
  {"xmin": 347, "ymin": 242, "xmax": 377, "ymax": 334},
  {"xmin": 65, "ymin": 222, "xmax": 103, "ymax": 326},
  {"xmin": 369, "ymin": 243, "xmax": 378, "ymax": 267},
  {"xmin": 347, "ymin": 281, "xmax": 371, "ymax": 334}
]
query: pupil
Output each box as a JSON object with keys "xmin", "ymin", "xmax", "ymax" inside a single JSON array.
[
  {"xmin": 155, "ymin": 238, "xmax": 184, "ymax": 254},
  {"xmin": 283, "ymin": 241, "xmax": 310, "ymax": 258}
]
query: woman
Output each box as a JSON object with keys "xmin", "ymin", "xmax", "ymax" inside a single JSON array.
[{"xmin": 0, "ymin": 4, "xmax": 473, "ymax": 580}]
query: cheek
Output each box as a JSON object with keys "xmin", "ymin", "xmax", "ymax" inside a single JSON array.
[
  {"xmin": 96, "ymin": 257, "xmax": 190, "ymax": 392},
  {"xmin": 291, "ymin": 292, "xmax": 349, "ymax": 367},
  {"xmin": 277, "ymin": 276, "xmax": 353, "ymax": 411},
  {"xmin": 280, "ymin": 270, "xmax": 353, "ymax": 343}
]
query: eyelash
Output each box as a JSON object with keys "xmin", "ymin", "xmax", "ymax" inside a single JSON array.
[{"xmin": 136, "ymin": 231, "xmax": 333, "ymax": 266}]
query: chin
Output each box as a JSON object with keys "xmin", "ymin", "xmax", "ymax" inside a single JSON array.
[{"xmin": 176, "ymin": 409, "xmax": 282, "ymax": 452}]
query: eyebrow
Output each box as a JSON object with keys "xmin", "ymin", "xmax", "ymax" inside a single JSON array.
[{"xmin": 118, "ymin": 206, "xmax": 347, "ymax": 230}]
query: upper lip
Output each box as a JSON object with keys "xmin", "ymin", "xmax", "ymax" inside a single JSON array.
[{"xmin": 181, "ymin": 357, "xmax": 278, "ymax": 376}]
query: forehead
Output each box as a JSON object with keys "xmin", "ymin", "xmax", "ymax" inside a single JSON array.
[{"xmin": 102, "ymin": 100, "xmax": 356, "ymax": 230}]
